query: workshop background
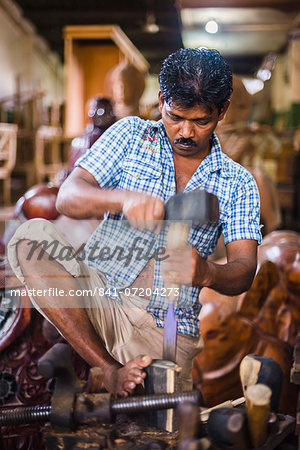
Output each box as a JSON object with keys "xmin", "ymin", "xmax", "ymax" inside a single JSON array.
[
  {"xmin": 0, "ymin": 0, "xmax": 300, "ymax": 449},
  {"xmin": 0, "ymin": 0, "xmax": 299, "ymax": 228}
]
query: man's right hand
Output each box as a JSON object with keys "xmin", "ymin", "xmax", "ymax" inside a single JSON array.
[
  {"xmin": 122, "ymin": 192, "xmax": 165, "ymax": 232},
  {"xmin": 103, "ymin": 354, "xmax": 152, "ymax": 397}
]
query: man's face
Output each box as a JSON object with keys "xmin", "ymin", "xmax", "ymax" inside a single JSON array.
[{"xmin": 158, "ymin": 91, "xmax": 229, "ymax": 158}]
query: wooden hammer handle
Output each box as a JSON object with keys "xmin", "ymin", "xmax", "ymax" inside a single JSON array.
[
  {"xmin": 245, "ymin": 383, "xmax": 271, "ymax": 447},
  {"xmin": 166, "ymin": 222, "xmax": 190, "ymax": 250},
  {"xmin": 165, "ymin": 222, "xmax": 190, "ymax": 299}
]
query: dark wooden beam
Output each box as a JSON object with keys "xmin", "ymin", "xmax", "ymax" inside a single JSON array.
[
  {"xmin": 224, "ymin": 54, "xmax": 264, "ymax": 76},
  {"xmin": 180, "ymin": 0, "xmax": 300, "ymax": 12}
]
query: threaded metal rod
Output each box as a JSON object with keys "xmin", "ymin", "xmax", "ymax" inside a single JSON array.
[
  {"xmin": 112, "ymin": 390, "xmax": 201, "ymax": 414},
  {"xmin": 0, "ymin": 391, "xmax": 201, "ymax": 426},
  {"xmin": 0, "ymin": 405, "xmax": 51, "ymax": 426}
]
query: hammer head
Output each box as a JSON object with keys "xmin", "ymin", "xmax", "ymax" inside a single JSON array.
[{"xmin": 165, "ymin": 189, "xmax": 219, "ymax": 225}]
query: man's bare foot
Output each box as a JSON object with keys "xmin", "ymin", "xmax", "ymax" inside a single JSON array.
[{"xmin": 103, "ymin": 354, "xmax": 152, "ymax": 397}]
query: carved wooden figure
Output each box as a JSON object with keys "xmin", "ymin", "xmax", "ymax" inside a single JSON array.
[
  {"xmin": 69, "ymin": 96, "xmax": 116, "ymax": 169},
  {"xmin": 216, "ymin": 75, "xmax": 282, "ymax": 234},
  {"xmin": 193, "ymin": 231, "xmax": 300, "ymax": 415},
  {"xmin": 105, "ymin": 62, "xmax": 145, "ymax": 119}
]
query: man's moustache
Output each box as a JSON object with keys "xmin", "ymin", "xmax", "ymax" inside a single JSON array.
[{"xmin": 174, "ymin": 138, "xmax": 196, "ymax": 146}]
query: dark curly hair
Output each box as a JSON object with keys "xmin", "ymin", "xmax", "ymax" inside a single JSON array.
[{"xmin": 159, "ymin": 48, "xmax": 233, "ymax": 113}]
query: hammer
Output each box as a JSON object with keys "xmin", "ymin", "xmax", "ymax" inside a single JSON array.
[
  {"xmin": 207, "ymin": 407, "xmax": 250, "ymax": 450},
  {"xmin": 240, "ymin": 355, "xmax": 283, "ymax": 447},
  {"xmin": 239, "ymin": 354, "xmax": 283, "ymax": 412},
  {"xmin": 143, "ymin": 190, "xmax": 218, "ymax": 431},
  {"xmin": 163, "ymin": 189, "xmax": 219, "ymax": 362}
]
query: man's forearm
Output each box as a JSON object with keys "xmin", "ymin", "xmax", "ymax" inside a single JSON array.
[
  {"xmin": 56, "ymin": 168, "xmax": 165, "ymax": 225},
  {"xmin": 56, "ymin": 176, "xmax": 126, "ymax": 219},
  {"xmin": 200, "ymin": 258, "xmax": 256, "ymax": 295}
]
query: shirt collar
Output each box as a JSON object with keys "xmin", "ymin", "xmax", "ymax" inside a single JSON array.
[
  {"xmin": 204, "ymin": 133, "xmax": 223, "ymax": 173},
  {"xmin": 145, "ymin": 119, "xmax": 165, "ymax": 140},
  {"xmin": 196, "ymin": 133, "xmax": 235, "ymax": 178}
]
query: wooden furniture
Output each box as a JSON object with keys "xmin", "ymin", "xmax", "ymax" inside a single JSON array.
[
  {"xmin": 0, "ymin": 90, "xmax": 38, "ymax": 189},
  {"xmin": 34, "ymin": 126, "xmax": 72, "ymax": 184},
  {"xmin": 0, "ymin": 90, "xmax": 67, "ymax": 190},
  {"xmin": 14, "ymin": 127, "xmax": 72, "ymax": 188},
  {"xmin": 0, "ymin": 90, "xmax": 45, "ymax": 131},
  {"xmin": 0, "ymin": 90, "xmax": 44, "ymax": 189},
  {"xmin": 0, "ymin": 123, "xmax": 18, "ymax": 205},
  {"xmin": 63, "ymin": 25, "xmax": 149, "ymax": 137}
]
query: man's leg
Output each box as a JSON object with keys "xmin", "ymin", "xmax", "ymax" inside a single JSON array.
[
  {"xmin": 96, "ymin": 292, "xmax": 204, "ymax": 391},
  {"xmin": 8, "ymin": 219, "xmax": 151, "ymax": 396}
]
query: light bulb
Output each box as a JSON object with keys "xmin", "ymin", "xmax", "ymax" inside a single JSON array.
[{"xmin": 205, "ymin": 20, "xmax": 218, "ymax": 34}]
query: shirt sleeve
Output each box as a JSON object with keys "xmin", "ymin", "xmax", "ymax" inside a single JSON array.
[
  {"xmin": 74, "ymin": 117, "xmax": 134, "ymax": 188},
  {"xmin": 222, "ymin": 170, "xmax": 262, "ymax": 245}
]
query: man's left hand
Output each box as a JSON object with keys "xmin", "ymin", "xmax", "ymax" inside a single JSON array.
[{"xmin": 162, "ymin": 246, "xmax": 209, "ymax": 287}]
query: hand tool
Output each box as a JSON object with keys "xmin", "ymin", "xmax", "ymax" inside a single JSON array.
[
  {"xmin": 199, "ymin": 396, "xmax": 245, "ymax": 423},
  {"xmin": 207, "ymin": 407, "xmax": 249, "ymax": 449},
  {"xmin": 143, "ymin": 190, "xmax": 218, "ymax": 432},
  {"xmin": 144, "ymin": 359, "xmax": 183, "ymax": 432},
  {"xmin": 163, "ymin": 189, "xmax": 219, "ymax": 362},
  {"xmin": 239, "ymin": 354, "xmax": 283, "ymax": 412},
  {"xmin": 177, "ymin": 400, "xmax": 203, "ymax": 449},
  {"xmin": 245, "ymin": 383, "xmax": 272, "ymax": 447},
  {"xmin": 227, "ymin": 411, "xmax": 250, "ymax": 450}
]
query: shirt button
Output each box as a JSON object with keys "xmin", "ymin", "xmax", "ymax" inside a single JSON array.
[{"xmin": 136, "ymin": 174, "xmax": 140, "ymax": 178}]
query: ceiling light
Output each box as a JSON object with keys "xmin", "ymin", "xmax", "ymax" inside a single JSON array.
[
  {"xmin": 257, "ymin": 69, "xmax": 272, "ymax": 81},
  {"xmin": 144, "ymin": 12, "xmax": 160, "ymax": 34},
  {"xmin": 243, "ymin": 78, "xmax": 264, "ymax": 95},
  {"xmin": 205, "ymin": 20, "xmax": 218, "ymax": 34}
]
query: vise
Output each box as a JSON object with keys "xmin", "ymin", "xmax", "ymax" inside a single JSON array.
[{"xmin": 0, "ymin": 343, "xmax": 202, "ymax": 430}]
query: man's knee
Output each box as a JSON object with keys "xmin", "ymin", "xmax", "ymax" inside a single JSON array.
[
  {"xmin": 8, "ymin": 218, "xmax": 82, "ymax": 283},
  {"xmin": 13, "ymin": 219, "xmax": 59, "ymax": 264},
  {"xmin": 13, "ymin": 218, "xmax": 55, "ymax": 243}
]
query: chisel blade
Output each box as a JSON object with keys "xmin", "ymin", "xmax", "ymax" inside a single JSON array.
[{"xmin": 163, "ymin": 304, "xmax": 177, "ymax": 362}]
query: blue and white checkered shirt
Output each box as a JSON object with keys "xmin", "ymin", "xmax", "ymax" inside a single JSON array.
[{"xmin": 75, "ymin": 116, "xmax": 261, "ymax": 337}]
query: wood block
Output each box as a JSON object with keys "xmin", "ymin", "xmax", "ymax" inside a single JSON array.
[{"xmin": 144, "ymin": 359, "xmax": 182, "ymax": 432}]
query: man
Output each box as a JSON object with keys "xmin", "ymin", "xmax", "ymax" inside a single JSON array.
[{"xmin": 8, "ymin": 48, "xmax": 261, "ymax": 397}]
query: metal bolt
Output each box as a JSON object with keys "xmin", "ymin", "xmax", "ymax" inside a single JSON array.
[
  {"xmin": 0, "ymin": 391, "xmax": 202, "ymax": 426},
  {"xmin": 0, "ymin": 405, "xmax": 51, "ymax": 426},
  {"xmin": 112, "ymin": 390, "xmax": 202, "ymax": 414}
]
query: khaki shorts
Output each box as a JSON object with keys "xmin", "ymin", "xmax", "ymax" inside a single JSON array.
[{"xmin": 7, "ymin": 218, "xmax": 203, "ymax": 390}]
